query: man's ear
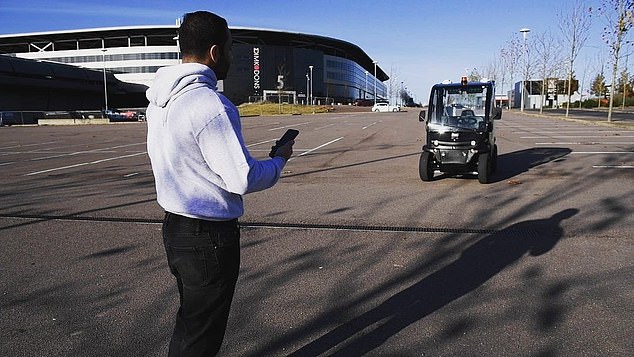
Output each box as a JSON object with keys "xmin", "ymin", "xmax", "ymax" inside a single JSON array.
[{"xmin": 209, "ymin": 44, "xmax": 220, "ymax": 66}]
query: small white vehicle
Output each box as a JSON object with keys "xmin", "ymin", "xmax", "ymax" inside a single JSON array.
[{"xmin": 372, "ymin": 102, "xmax": 400, "ymax": 112}]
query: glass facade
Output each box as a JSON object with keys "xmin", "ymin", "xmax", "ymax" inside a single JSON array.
[{"xmin": 325, "ymin": 55, "xmax": 386, "ymax": 101}]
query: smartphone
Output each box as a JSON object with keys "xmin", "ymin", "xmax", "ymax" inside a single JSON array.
[{"xmin": 269, "ymin": 129, "xmax": 299, "ymax": 158}]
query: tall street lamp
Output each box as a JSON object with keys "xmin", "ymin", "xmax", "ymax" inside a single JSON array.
[
  {"xmin": 365, "ymin": 71, "xmax": 368, "ymax": 99},
  {"xmin": 173, "ymin": 35, "xmax": 180, "ymax": 63},
  {"xmin": 101, "ymin": 48, "xmax": 108, "ymax": 114},
  {"xmin": 520, "ymin": 28, "xmax": 530, "ymax": 112},
  {"xmin": 373, "ymin": 60, "xmax": 378, "ymax": 105},
  {"xmin": 305, "ymin": 73, "xmax": 309, "ymax": 105},
  {"xmin": 309, "ymin": 65, "xmax": 314, "ymax": 105}
]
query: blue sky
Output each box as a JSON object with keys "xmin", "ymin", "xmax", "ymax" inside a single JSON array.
[{"xmin": 0, "ymin": 0, "xmax": 611, "ymax": 102}]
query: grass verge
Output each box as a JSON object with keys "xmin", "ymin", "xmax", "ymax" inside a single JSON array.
[{"xmin": 238, "ymin": 102, "xmax": 332, "ymax": 116}]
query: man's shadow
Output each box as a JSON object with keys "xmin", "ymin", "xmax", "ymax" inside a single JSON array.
[{"xmin": 290, "ymin": 209, "xmax": 579, "ymax": 356}]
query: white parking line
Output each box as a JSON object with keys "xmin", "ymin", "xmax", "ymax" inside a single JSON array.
[
  {"xmin": 314, "ymin": 123, "xmax": 336, "ymax": 130},
  {"xmin": 246, "ymin": 139, "xmax": 277, "ymax": 148},
  {"xmin": 514, "ymin": 130, "xmax": 625, "ymax": 134},
  {"xmin": 25, "ymin": 152, "xmax": 147, "ymax": 176},
  {"xmin": 362, "ymin": 122, "xmax": 378, "ymax": 130},
  {"xmin": 0, "ymin": 141, "xmax": 59, "ymax": 150},
  {"xmin": 571, "ymin": 151, "xmax": 634, "ymax": 154},
  {"xmin": 289, "ymin": 137, "xmax": 344, "ymax": 161},
  {"xmin": 30, "ymin": 142, "xmax": 146, "ymax": 161},
  {"xmin": 268, "ymin": 122, "xmax": 310, "ymax": 131},
  {"xmin": 536, "ymin": 142, "xmax": 634, "ymax": 145},
  {"xmin": 593, "ymin": 165, "xmax": 634, "ymax": 168},
  {"xmin": 522, "ymin": 135, "xmax": 634, "ymax": 139},
  {"xmin": 0, "ymin": 161, "xmax": 15, "ymax": 166}
]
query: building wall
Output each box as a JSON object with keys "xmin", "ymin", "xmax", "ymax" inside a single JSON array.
[
  {"xmin": 1, "ymin": 27, "xmax": 387, "ymax": 108},
  {"xmin": 225, "ymin": 44, "xmax": 386, "ymax": 104},
  {"xmin": 0, "ymin": 55, "xmax": 147, "ymax": 111}
]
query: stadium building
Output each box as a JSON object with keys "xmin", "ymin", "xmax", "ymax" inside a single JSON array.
[{"xmin": 0, "ymin": 24, "xmax": 388, "ymax": 112}]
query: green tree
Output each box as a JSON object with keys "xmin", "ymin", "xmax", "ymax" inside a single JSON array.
[
  {"xmin": 590, "ymin": 72, "xmax": 608, "ymax": 107},
  {"xmin": 616, "ymin": 69, "xmax": 633, "ymax": 95}
]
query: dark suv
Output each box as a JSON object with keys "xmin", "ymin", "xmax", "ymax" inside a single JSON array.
[{"xmin": 418, "ymin": 80, "xmax": 502, "ymax": 183}]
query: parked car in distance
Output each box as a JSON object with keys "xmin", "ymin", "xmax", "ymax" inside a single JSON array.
[
  {"xmin": 104, "ymin": 109, "xmax": 139, "ymax": 121},
  {"xmin": 372, "ymin": 102, "xmax": 400, "ymax": 112},
  {"xmin": 353, "ymin": 98, "xmax": 373, "ymax": 106}
]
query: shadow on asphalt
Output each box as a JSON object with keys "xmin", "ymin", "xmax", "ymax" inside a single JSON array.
[
  {"xmin": 492, "ymin": 147, "xmax": 572, "ymax": 183},
  {"xmin": 288, "ymin": 209, "xmax": 579, "ymax": 356},
  {"xmin": 424, "ymin": 147, "xmax": 572, "ymax": 183}
]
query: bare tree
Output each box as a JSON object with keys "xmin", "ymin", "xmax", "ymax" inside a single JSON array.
[
  {"xmin": 483, "ymin": 57, "xmax": 504, "ymax": 106},
  {"xmin": 558, "ymin": 0, "xmax": 592, "ymax": 117},
  {"xmin": 578, "ymin": 55, "xmax": 594, "ymax": 108},
  {"xmin": 594, "ymin": 0, "xmax": 634, "ymax": 121},
  {"xmin": 387, "ymin": 66, "xmax": 400, "ymax": 105},
  {"xmin": 533, "ymin": 30, "xmax": 563, "ymax": 113},
  {"xmin": 500, "ymin": 37, "xmax": 522, "ymax": 108}
]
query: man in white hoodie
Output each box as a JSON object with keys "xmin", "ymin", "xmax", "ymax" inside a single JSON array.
[{"xmin": 146, "ymin": 11, "xmax": 294, "ymax": 357}]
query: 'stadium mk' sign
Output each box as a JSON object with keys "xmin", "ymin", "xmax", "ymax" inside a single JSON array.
[{"xmin": 253, "ymin": 47, "xmax": 260, "ymax": 91}]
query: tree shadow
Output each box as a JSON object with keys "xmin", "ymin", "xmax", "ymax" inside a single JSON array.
[{"xmin": 289, "ymin": 209, "xmax": 579, "ymax": 356}]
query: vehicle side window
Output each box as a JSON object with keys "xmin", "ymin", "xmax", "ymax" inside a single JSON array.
[{"xmin": 429, "ymin": 90, "xmax": 444, "ymax": 124}]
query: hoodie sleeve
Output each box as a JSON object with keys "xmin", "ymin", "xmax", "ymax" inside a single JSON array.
[{"xmin": 196, "ymin": 110, "xmax": 286, "ymax": 195}]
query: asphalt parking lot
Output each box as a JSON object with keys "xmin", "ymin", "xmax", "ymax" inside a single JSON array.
[{"xmin": 0, "ymin": 109, "xmax": 632, "ymax": 356}]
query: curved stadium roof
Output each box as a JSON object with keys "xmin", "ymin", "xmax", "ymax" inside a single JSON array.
[{"xmin": 0, "ymin": 25, "xmax": 389, "ymax": 81}]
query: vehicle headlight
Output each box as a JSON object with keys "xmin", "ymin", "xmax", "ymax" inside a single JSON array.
[
  {"xmin": 470, "ymin": 140, "xmax": 477, "ymax": 146},
  {"xmin": 433, "ymin": 140, "xmax": 439, "ymax": 146}
]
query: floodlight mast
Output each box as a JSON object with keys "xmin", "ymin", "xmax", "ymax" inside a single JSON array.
[{"xmin": 519, "ymin": 28, "xmax": 530, "ymax": 112}]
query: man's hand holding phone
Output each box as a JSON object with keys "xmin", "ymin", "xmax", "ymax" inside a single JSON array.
[{"xmin": 269, "ymin": 129, "xmax": 298, "ymax": 160}]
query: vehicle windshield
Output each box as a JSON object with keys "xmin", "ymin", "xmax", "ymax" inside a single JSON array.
[{"xmin": 428, "ymin": 85, "xmax": 490, "ymax": 131}]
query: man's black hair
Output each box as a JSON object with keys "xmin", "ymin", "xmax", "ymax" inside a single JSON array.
[{"xmin": 179, "ymin": 11, "xmax": 229, "ymax": 59}]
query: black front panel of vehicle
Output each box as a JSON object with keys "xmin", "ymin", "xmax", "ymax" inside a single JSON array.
[{"xmin": 427, "ymin": 130, "xmax": 486, "ymax": 145}]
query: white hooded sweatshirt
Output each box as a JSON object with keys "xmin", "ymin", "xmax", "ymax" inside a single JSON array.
[{"xmin": 146, "ymin": 63, "xmax": 286, "ymax": 220}]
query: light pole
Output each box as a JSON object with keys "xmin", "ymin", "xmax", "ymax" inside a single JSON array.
[
  {"xmin": 373, "ymin": 60, "xmax": 377, "ymax": 105},
  {"xmin": 365, "ymin": 71, "xmax": 368, "ymax": 99},
  {"xmin": 400, "ymin": 81, "xmax": 404, "ymax": 106},
  {"xmin": 101, "ymin": 48, "xmax": 108, "ymax": 114},
  {"xmin": 309, "ymin": 65, "xmax": 314, "ymax": 105},
  {"xmin": 305, "ymin": 73, "xmax": 309, "ymax": 105},
  {"xmin": 520, "ymin": 28, "xmax": 530, "ymax": 112},
  {"xmin": 173, "ymin": 35, "xmax": 180, "ymax": 63}
]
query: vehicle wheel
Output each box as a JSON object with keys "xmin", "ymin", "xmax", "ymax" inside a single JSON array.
[
  {"xmin": 419, "ymin": 151, "xmax": 434, "ymax": 181},
  {"xmin": 491, "ymin": 145, "xmax": 498, "ymax": 173},
  {"xmin": 374, "ymin": 109, "xmax": 379, "ymax": 112},
  {"xmin": 478, "ymin": 153, "xmax": 490, "ymax": 184},
  {"xmin": 393, "ymin": 108, "xmax": 398, "ymax": 112}
]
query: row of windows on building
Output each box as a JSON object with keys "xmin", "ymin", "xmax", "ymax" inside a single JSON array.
[
  {"xmin": 325, "ymin": 57, "xmax": 385, "ymax": 97},
  {"xmin": 25, "ymin": 50, "xmax": 384, "ymax": 95},
  {"xmin": 0, "ymin": 35, "xmax": 177, "ymax": 54},
  {"xmin": 38, "ymin": 52, "xmax": 180, "ymax": 64}
]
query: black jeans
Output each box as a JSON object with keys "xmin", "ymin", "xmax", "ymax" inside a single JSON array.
[{"xmin": 162, "ymin": 212, "xmax": 240, "ymax": 357}]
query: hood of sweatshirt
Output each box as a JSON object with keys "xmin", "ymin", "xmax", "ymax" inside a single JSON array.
[{"xmin": 146, "ymin": 63, "xmax": 217, "ymax": 108}]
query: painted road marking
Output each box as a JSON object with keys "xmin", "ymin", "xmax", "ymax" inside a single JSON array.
[
  {"xmin": 25, "ymin": 152, "xmax": 147, "ymax": 176},
  {"xmin": 31, "ymin": 142, "xmax": 146, "ymax": 161},
  {"xmin": 289, "ymin": 137, "xmax": 344, "ymax": 161},
  {"xmin": 362, "ymin": 122, "xmax": 378, "ymax": 130},
  {"xmin": 522, "ymin": 135, "xmax": 634, "ymax": 139},
  {"xmin": 268, "ymin": 122, "xmax": 310, "ymax": 131},
  {"xmin": 592, "ymin": 165, "xmax": 634, "ymax": 168}
]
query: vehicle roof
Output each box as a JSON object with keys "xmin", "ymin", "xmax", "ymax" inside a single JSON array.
[{"xmin": 431, "ymin": 81, "xmax": 494, "ymax": 89}]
